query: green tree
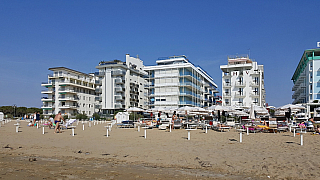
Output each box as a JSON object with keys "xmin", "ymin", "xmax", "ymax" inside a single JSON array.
[
  {"xmin": 92, "ymin": 113, "xmax": 100, "ymax": 120},
  {"xmin": 76, "ymin": 113, "xmax": 87, "ymax": 120}
]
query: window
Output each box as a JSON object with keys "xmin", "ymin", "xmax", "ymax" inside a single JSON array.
[
  {"xmin": 83, "ymin": 96, "xmax": 85, "ymax": 100},
  {"xmin": 225, "ymin": 99, "xmax": 229, "ymax": 104},
  {"xmin": 238, "ymin": 88, "xmax": 243, "ymax": 95}
]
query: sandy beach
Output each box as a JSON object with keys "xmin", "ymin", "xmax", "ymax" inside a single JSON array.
[{"xmin": 1, "ymin": 120, "xmax": 319, "ymax": 179}]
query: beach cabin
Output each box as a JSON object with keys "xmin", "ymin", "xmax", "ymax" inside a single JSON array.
[
  {"xmin": 0, "ymin": 112, "xmax": 3, "ymax": 122},
  {"xmin": 115, "ymin": 112, "xmax": 129, "ymax": 124}
]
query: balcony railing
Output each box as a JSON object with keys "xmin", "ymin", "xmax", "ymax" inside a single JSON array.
[
  {"xmin": 249, "ymin": 81, "xmax": 259, "ymax": 86},
  {"xmin": 95, "ymin": 104, "xmax": 102, "ymax": 109},
  {"xmin": 95, "ymin": 80, "xmax": 102, "ymax": 85},
  {"xmin": 115, "ymin": 87, "xmax": 124, "ymax": 92},
  {"xmin": 58, "ymin": 96, "xmax": 78, "ymax": 101},
  {"xmin": 112, "ymin": 71, "xmax": 126, "ymax": 76},
  {"xmin": 115, "ymin": 78, "xmax": 125, "ymax": 83},
  {"xmin": 95, "ymin": 96, "xmax": 102, "ymax": 101},
  {"xmin": 41, "ymin": 90, "xmax": 53, "ymax": 94},
  {"xmin": 234, "ymin": 92, "xmax": 246, "ymax": 97},
  {"xmin": 223, "ymin": 82, "xmax": 231, "ymax": 87},
  {"xmin": 223, "ymin": 93, "xmax": 231, "ymax": 97},
  {"xmin": 249, "ymin": 93, "xmax": 259, "ymax": 97},
  {"xmin": 95, "ymin": 88, "xmax": 102, "ymax": 93},
  {"xmin": 234, "ymin": 82, "xmax": 246, "ymax": 86}
]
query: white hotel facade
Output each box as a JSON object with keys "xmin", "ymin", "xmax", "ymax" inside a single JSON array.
[
  {"xmin": 292, "ymin": 48, "xmax": 320, "ymax": 117},
  {"xmin": 41, "ymin": 67, "xmax": 97, "ymax": 118},
  {"xmin": 41, "ymin": 54, "xmax": 220, "ymax": 116},
  {"xmin": 95, "ymin": 54, "xmax": 148, "ymax": 114},
  {"xmin": 220, "ymin": 55, "xmax": 266, "ymax": 107},
  {"xmin": 144, "ymin": 55, "xmax": 219, "ymax": 109}
]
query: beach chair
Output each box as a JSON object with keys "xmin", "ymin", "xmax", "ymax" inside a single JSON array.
[
  {"xmin": 173, "ymin": 120, "xmax": 182, "ymax": 129},
  {"xmin": 158, "ymin": 120, "xmax": 170, "ymax": 130},
  {"xmin": 64, "ymin": 119, "xmax": 77, "ymax": 128}
]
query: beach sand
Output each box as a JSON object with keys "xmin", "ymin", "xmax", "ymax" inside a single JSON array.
[{"xmin": 0, "ymin": 120, "xmax": 319, "ymax": 179}]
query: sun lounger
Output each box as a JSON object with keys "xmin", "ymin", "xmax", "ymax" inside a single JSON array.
[
  {"xmin": 117, "ymin": 120, "xmax": 134, "ymax": 128},
  {"xmin": 64, "ymin": 119, "xmax": 77, "ymax": 128}
]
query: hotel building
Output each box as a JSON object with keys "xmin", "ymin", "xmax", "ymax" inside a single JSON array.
[
  {"xmin": 95, "ymin": 54, "xmax": 148, "ymax": 114},
  {"xmin": 292, "ymin": 48, "xmax": 320, "ymax": 116},
  {"xmin": 144, "ymin": 55, "xmax": 219, "ymax": 109},
  {"xmin": 41, "ymin": 67, "xmax": 97, "ymax": 118},
  {"xmin": 220, "ymin": 55, "xmax": 266, "ymax": 107}
]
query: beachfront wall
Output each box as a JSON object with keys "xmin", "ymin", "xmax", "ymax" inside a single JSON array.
[
  {"xmin": 220, "ymin": 55, "xmax": 266, "ymax": 108},
  {"xmin": 41, "ymin": 67, "xmax": 97, "ymax": 118},
  {"xmin": 95, "ymin": 54, "xmax": 148, "ymax": 115},
  {"xmin": 292, "ymin": 48, "xmax": 320, "ymax": 117},
  {"xmin": 144, "ymin": 55, "xmax": 219, "ymax": 109}
]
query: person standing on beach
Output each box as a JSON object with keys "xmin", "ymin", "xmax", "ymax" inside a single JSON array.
[
  {"xmin": 36, "ymin": 112, "xmax": 40, "ymax": 123},
  {"xmin": 33, "ymin": 112, "xmax": 37, "ymax": 125},
  {"xmin": 54, "ymin": 111, "xmax": 64, "ymax": 133},
  {"xmin": 172, "ymin": 111, "xmax": 177, "ymax": 130}
]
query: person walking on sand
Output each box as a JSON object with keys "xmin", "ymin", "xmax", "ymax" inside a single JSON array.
[{"xmin": 54, "ymin": 111, "xmax": 64, "ymax": 133}]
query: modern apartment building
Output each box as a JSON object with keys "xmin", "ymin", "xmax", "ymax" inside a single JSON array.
[
  {"xmin": 220, "ymin": 55, "xmax": 266, "ymax": 107},
  {"xmin": 144, "ymin": 55, "xmax": 219, "ymax": 109},
  {"xmin": 41, "ymin": 67, "xmax": 97, "ymax": 118},
  {"xmin": 95, "ymin": 54, "xmax": 148, "ymax": 114},
  {"xmin": 292, "ymin": 48, "xmax": 320, "ymax": 116}
]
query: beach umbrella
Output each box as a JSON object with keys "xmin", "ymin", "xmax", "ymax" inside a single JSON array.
[
  {"xmin": 178, "ymin": 106, "xmax": 195, "ymax": 121},
  {"xmin": 125, "ymin": 107, "xmax": 144, "ymax": 121},
  {"xmin": 207, "ymin": 105, "xmax": 233, "ymax": 111},
  {"xmin": 249, "ymin": 104, "xmax": 255, "ymax": 120},
  {"xmin": 277, "ymin": 104, "xmax": 305, "ymax": 110}
]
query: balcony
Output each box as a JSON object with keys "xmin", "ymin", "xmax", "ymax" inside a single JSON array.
[
  {"xmin": 58, "ymin": 104, "xmax": 78, "ymax": 109},
  {"xmin": 115, "ymin": 87, "xmax": 124, "ymax": 92},
  {"xmin": 95, "ymin": 88, "xmax": 102, "ymax": 93},
  {"xmin": 249, "ymin": 81, "xmax": 259, "ymax": 87},
  {"xmin": 235, "ymin": 102, "xmax": 246, "ymax": 106},
  {"xmin": 59, "ymin": 89, "xmax": 76, "ymax": 94},
  {"xmin": 41, "ymin": 105, "xmax": 53, "ymax": 109},
  {"xmin": 249, "ymin": 93, "xmax": 259, "ymax": 97},
  {"xmin": 41, "ymin": 82, "xmax": 53, "ymax": 87},
  {"xmin": 115, "ymin": 103, "xmax": 124, "ymax": 109},
  {"xmin": 95, "ymin": 96, "xmax": 102, "ymax": 101},
  {"xmin": 130, "ymin": 90, "xmax": 139, "ymax": 94},
  {"xmin": 250, "ymin": 70, "xmax": 260, "ymax": 76},
  {"xmin": 234, "ymin": 82, "xmax": 246, "ymax": 87},
  {"xmin": 222, "ymin": 72, "xmax": 231, "ymax": 77},
  {"xmin": 96, "ymin": 72, "xmax": 105, "ymax": 77},
  {"xmin": 95, "ymin": 104, "xmax": 102, "ymax": 109},
  {"xmin": 95, "ymin": 80, "xmax": 102, "ymax": 85},
  {"xmin": 223, "ymin": 82, "xmax": 231, "ymax": 87},
  {"xmin": 115, "ymin": 78, "xmax": 125, "ymax": 84},
  {"xmin": 112, "ymin": 71, "xmax": 125, "ymax": 76},
  {"xmin": 41, "ymin": 90, "xmax": 53, "ymax": 94},
  {"xmin": 41, "ymin": 97, "xmax": 54, "ymax": 102},
  {"xmin": 115, "ymin": 96, "xmax": 124, "ymax": 100},
  {"xmin": 58, "ymin": 96, "xmax": 78, "ymax": 101},
  {"xmin": 234, "ymin": 92, "xmax": 246, "ymax": 98},
  {"xmin": 223, "ymin": 93, "xmax": 231, "ymax": 97}
]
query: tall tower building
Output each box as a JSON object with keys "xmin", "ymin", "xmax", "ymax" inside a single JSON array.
[{"xmin": 95, "ymin": 54, "xmax": 147, "ymax": 114}]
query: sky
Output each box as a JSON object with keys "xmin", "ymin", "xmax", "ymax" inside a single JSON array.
[{"xmin": 0, "ymin": 0, "xmax": 319, "ymax": 108}]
